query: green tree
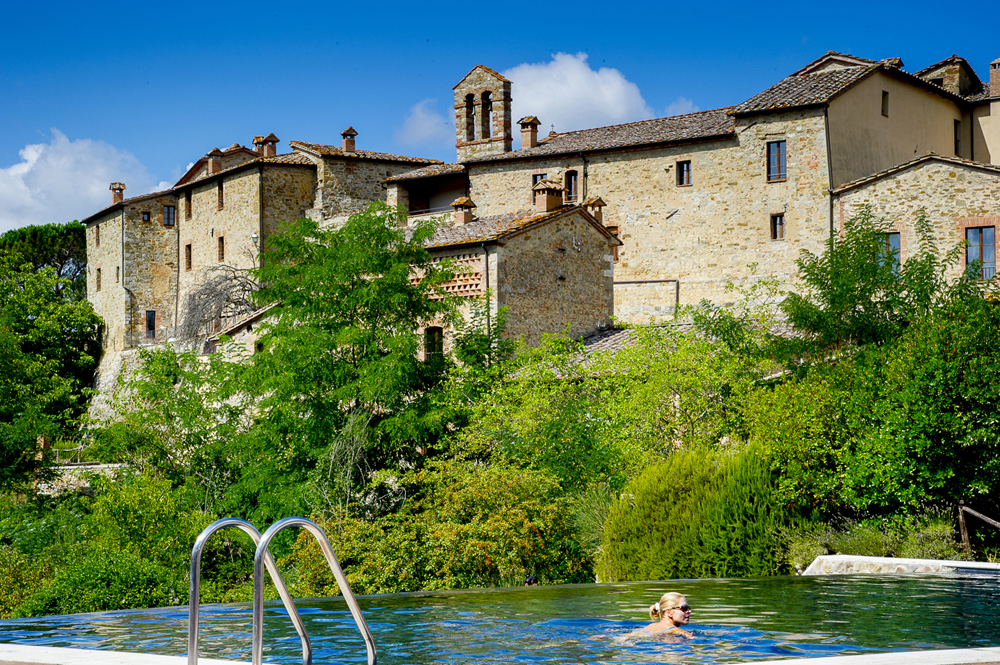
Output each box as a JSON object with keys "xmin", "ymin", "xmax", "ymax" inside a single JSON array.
[
  {"xmin": 0, "ymin": 221, "xmax": 87, "ymax": 298},
  {"xmin": 0, "ymin": 253, "xmax": 102, "ymax": 489}
]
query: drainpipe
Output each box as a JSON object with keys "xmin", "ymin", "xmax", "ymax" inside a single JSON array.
[
  {"xmin": 823, "ymin": 105, "xmax": 835, "ymax": 235},
  {"xmin": 579, "ymin": 153, "xmax": 588, "ymax": 200}
]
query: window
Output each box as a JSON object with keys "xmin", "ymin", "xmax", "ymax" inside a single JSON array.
[
  {"xmin": 767, "ymin": 141, "xmax": 787, "ymax": 181},
  {"xmin": 163, "ymin": 205, "xmax": 176, "ymax": 227},
  {"xmin": 95, "ymin": 224, "xmax": 100, "ymax": 248},
  {"xmin": 145, "ymin": 311, "xmax": 156, "ymax": 340},
  {"xmin": 883, "ymin": 232, "xmax": 901, "ymax": 272},
  {"xmin": 218, "ymin": 236, "xmax": 225, "ymax": 262},
  {"xmin": 185, "ymin": 244, "xmax": 192, "ymax": 271},
  {"xmin": 424, "ymin": 327, "xmax": 444, "ymax": 359},
  {"xmin": 565, "ymin": 170, "xmax": 579, "ymax": 202},
  {"xmin": 677, "ymin": 160, "xmax": 692, "ymax": 186},
  {"xmin": 115, "ymin": 266, "xmax": 119, "ymax": 283},
  {"xmin": 966, "ymin": 227, "xmax": 996, "ymax": 280},
  {"xmin": 480, "ymin": 91, "xmax": 492, "ymax": 139},
  {"xmin": 954, "ymin": 120, "xmax": 962, "ymax": 156},
  {"xmin": 881, "ymin": 90, "xmax": 889, "ymax": 117},
  {"xmin": 531, "ymin": 173, "xmax": 547, "ymax": 203},
  {"xmin": 142, "ymin": 211, "xmax": 150, "ymax": 222},
  {"xmin": 770, "ymin": 214, "xmax": 785, "ymax": 240},
  {"xmin": 95, "ymin": 268, "xmax": 101, "ymax": 292},
  {"xmin": 185, "ymin": 190, "xmax": 192, "ymax": 219},
  {"xmin": 929, "ymin": 77, "xmax": 944, "ymax": 87},
  {"xmin": 465, "ymin": 94, "xmax": 475, "ymax": 141},
  {"xmin": 217, "ymin": 181, "xmax": 224, "ymax": 210}
]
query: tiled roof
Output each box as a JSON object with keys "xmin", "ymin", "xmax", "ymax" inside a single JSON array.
[
  {"xmin": 731, "ymin": 65, "xmax": 877, "ymax": 115},
  {"xmin": 963, "ymin": 82, "xmax": 997, "ymax": 103},
  {"xmin": 790, "ymin": 51, "xmax": 877, "ymax": 76},
  {"xmin": 581, "ymin": 327, "xmax": 639, "ymax": 353},
  {"xmin": 81, "ymin": 188, "xmax": 175, "ymax": 225},
  {"xmin": 462, "ymin": 108, "xmax": 735, "ymax": 164},
  {"xmin": 256, "ymin": 152, "xmax": 314, "ymax": 165},
  {"xmin": 290, "ymin": 140, "xmax": 440, "ymax": 165},
  {"xmin": 833, "ymin": 152, "xmax": 1000, "ymax": 194},
  {"xmin": 384, "ymin": 163, "xmax": 466, "ymax": 183},
  {"xmin": 453, "ymin": 64, "xmax": 510, "ymax": 88},
  {"xmin": 422, "ymin": 206, "xmax": 609, "ymax": 249}
]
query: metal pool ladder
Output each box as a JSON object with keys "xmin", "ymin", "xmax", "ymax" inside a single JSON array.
[{"xmin": 188, "ymin": 516, "xmax": 377, "ymax": 665}]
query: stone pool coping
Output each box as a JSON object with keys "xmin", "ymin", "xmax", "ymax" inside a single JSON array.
[
  {"xmin": 803, "ymin": 555, "xmax": 1000, "ymax": 576},
  {"xmin": 3, "ymin": 644, "xmax": 1000, "ymax": 665}
]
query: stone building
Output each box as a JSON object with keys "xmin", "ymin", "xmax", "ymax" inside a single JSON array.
[{"xmin": 387, "ymin": 52, "xmax": 1000, "ymax": 322}]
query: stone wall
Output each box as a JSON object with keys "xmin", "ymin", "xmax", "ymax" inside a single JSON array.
[
  {"xmin": 122, "ymin": 194, "xmax": 180, "ymax": 346},
  {"xmin": 86, "ymin": 209, "xmax": 127, "ymax": 355},
  {"xmin": 262, "ymin": 165, "xmax": 316, "ymax": 239},
  {"xmin": 310, "ymin": 158, "xmax": 423, "ymax": 220},
  {"xmin": 453, "ymin": 66, "xmax": 513, "ymax": 161},
  {"xmin": 497, "ymin": 211, "xmax": 615, "ymax": 344},
  {"xmin": 833, "ymin": 159, "xmax": 1000, "ymax": 282},
  {"xmin": 466, "ymin": 109, "xmax": 832, "ymax": 320}
]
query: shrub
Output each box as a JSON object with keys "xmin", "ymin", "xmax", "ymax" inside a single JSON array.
[
  {"xmin": 597, "ymin": 446, "xmax": 789, "ymax": 582},
  {"xmin": 0, "ymin": 546, "xmax": 51, "ymax": 619}
]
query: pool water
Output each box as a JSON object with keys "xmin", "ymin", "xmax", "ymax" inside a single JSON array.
[{"xmin": 1, "ymin": 575, "xmax": 999, "ymax": 664}]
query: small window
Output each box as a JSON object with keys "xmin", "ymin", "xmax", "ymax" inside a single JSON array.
[
  {"xmin": 929, "ymin": 77, "xmax": 944, "ymax": 87},
  {"xmin": 115, "ymin": 266, "xmax": 120, "ymax": 283},
  {"xmin": 218, "ymin": 236, "xmax": 225, "ymax": 262},
  {"xmin": 954, "ymin": 120, "xmax": 962, "ymax": 156},
  {"xmin": 142, "ymin": 211, "xmax": 151, "ymax": 222},
  {"xmin": 767, "ymin": 141, "xmax": 787, "ymax": 182},
  {"xmin": 883, "ymin": 232, "xmax": 901, "ymax": 272},
  {"xmin": 770, "ymin": 214, "xmax": 785, "ymax": 240},
  {"xmin": 424, "ymin": 327, "xmax": 444, "ymax": 359},
  {"xmin": 217, "ymin": 181, "xmax": 224, "ymax": 210},
  {"xmin": 531, "ymin": 173, "xmax": 547, "ymax": 203},
  {"xmin": 185, "ymin": 190, "xmax": 193, "ymax": 219},
  {"xmin": 966, "ymin": 226, "xmax": 996, "ymax": 280},
  {"xmin": 677, "ymin": 160, "xmax": 692, "ymax": 186},
  {"xmin": 95, "ymin": 268, "xmax": 101, "ymax": 292},
  {"xmin": 185, "ymin": 244, "xmax": 192, "ymax": 271},
  {"xmin": 163, "ymin": 205, "xmax": 176, "ymax": 227},
  {"xmin": 480, "ymin": 91, "xmax": 493, "ymax": 140},
  {"xmin": 564, "ymin": 170, "xmax": 579, "ymax": 202},
  {"xmin": 254, "ymin": 341, "xmax": 264, "ymax": 354},
  {"xmin": 608, "ymin": 226, "xmax": 620, "ymax": 262},
  {"xmin": 881, "ymin": 90, "xmax": 889, "ymax": 117},
  {"xmin": 95, "ymin": 224, "xmax": 100, "ymax": 248},
  {"xmin": 145, "ymin": 311, "xmax": 156, "ymax": 340},
  {"xmin": 464, "ymin": 94, "xmax": 475, "ymax": 142}
]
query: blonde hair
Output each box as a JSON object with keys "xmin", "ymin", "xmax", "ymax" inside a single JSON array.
[{"xmin": 649, "ymin": 592, "xmax": 686, "ymax": 621}]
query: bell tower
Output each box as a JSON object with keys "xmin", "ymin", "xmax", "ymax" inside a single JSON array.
[{"xmin": 453, "ymin": 65, "xmax": 512, "ymax": 161}]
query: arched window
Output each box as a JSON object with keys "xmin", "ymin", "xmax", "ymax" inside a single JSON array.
[
  {"xmin": 424, "ymin": 326, "xmax": 444, "ymax": 359},
  {"xmin": 480, "ymin": 91, "xmax": 492, "ymax": 139},
  {"xmin": 465, "ymin": 94, "xmax": 475, "ymax": 142},
  {"xmin": 564, "ymin": 170, "xmax": 579, "ymax": 202}
]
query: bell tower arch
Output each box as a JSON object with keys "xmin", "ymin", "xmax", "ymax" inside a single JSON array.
[{"xmin": 453, "ymin": 65, "xmax": 512, "ymax": 161}]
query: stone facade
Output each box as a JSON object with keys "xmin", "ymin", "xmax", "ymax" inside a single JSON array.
[{"xmin": 453, "ymin": 66, "xmax": 513, "ymax": 161}]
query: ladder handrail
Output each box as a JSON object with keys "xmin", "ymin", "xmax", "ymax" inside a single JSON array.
[
  {"xmin": 188, "ymin": 518, "xmax": 311, "ymax": 665},
  {"xmin": 253, "ymin": 516, "xmax": 376, "ymax": 665}
]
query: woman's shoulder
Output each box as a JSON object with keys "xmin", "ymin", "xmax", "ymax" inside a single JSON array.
[{"xmin": 642, "ymin": 623, "xmax": 692, "ymax": 637}]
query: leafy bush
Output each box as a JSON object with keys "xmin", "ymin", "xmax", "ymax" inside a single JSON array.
[
  {"xmin": 282, "ymin": 461, "xmax": 590, "ymax": 595},
  {"xmin": 597, "ymin": 446, "xmax": 788, "ymax": 582},
  {"xmin": 0, "ymin": 546, "xmax": 51, "ymax": 619}
]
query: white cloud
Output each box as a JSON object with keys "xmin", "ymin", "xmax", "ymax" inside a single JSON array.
[
  {"xmin": 0, "ymin": 129, "xmax": 164, "ymax": 234},
  {"xmin": 503, "ymin": 53, "xmax": 654, "ymax": 145},
  {"xmin": 394, "ymin": 98, "xmax": 454, "ymax": 147},
  {"xmin": 664, "ymin": 97, "xmax": 700, "ymax": 117}
]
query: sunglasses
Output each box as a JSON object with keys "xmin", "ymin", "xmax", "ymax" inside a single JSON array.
[{"xmin": 669, "ymin": 604, "xmax": 691, "ymax": 612}]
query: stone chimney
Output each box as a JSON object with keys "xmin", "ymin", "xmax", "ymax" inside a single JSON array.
[
  {"xmin": 252, "ymin": 136, "xmax": 265, "ymax": 154},
  {"xmin": 110, "ymin": 182, "xmax": 126, "ymax": 204},
  {"xmin": 451, "ymin": 197, "xmax": 477, "ymax": 225},
  {"xmin": 583, "ymin": 196, "xmax": 607, "ymax": 224},
  {"xmin": 533, "ymin": 180, "xmax": 565, "ymax": 213},
  {"xmin": 992, "ymin": 58, "xmax": 1000, "ymax": 98},
  {"xmin": 518, "ymin": 116, "xmax": 540, "ymax": 149},
  {"xmin": 207, "ymin": 148, "xmax": 223, "ymax": 175},
  {"xmin": 342, "ymin": 126, "xmax": 358, "ymax": 153},
  {"xmin": 260, "ymin": 133, "xmax": 279, "ymax": 158}
]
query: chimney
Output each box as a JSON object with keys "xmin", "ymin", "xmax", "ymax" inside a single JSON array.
[
  {"xmin": 252, "ymin": 136, "xmax": 265, "ymax": 154},
  {"xmin": 110, "ymin": 182, "xmax": 126, "ymax": 204},
  {"xmin": 532, "ymin": 179, "xmax": 565, "ymax": 213},
  {"xmin": 260, "ymin": 133, "xmax": 279, "ymax": 158},
  {"xmin": 992, "ymin": 58, "xmax": 1000, "ymax": 98},
  {"xmin": 207, "ymin": 148, "xmax": 223, "ymax": 175},
  {"xmin": 518, "ymin": 116, "xmax": 540, "ymax": 149},
  {"xmin": 342, "ymin": 126, "xmax": 358, "ymax": 153},
  {"xmin": 451, "ymin": 197, "xmax": 477, "ymax": 225},
  {"xmin": 583, "ymin": 196, "xmax": 607, "ymax": 224}
]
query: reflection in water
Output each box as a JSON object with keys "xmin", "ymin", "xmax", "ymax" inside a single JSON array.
[{"xmin": 1, "ymin": 575, "xmax": 999, "ymax": 664}]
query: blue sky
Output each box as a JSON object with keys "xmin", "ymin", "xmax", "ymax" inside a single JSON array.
[{"xmin": 1, "ymin": 0, "xmax": 997, "ymax": 232}]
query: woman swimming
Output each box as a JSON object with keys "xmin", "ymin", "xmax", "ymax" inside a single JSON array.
[{"xmin": 641, "ymin": 592, "xmax": 693, "ymax": 637}]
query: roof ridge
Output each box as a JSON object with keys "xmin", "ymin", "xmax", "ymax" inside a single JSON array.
[
  {"xmin": 550, "ymin": 106, "xmax": 736, "ymax": 139},
  {"xmin": 833, "ymin": 152, "xmax": 1000, "ymax": 193}
]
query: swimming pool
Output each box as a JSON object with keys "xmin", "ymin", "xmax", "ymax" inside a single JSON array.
[{"xmin": 1, "ymin": 575, "xmax": 998, "ymax": 664}]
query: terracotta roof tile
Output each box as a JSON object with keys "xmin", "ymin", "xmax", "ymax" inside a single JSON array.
[
  {"xmin": 291, "ymin": 140, "xmax": 440, "ymax": 165},
  {"xmin": 421, "ymin": 206, "xmax": 599, "ymax": 249},
  {"xmin": 384, "ymin": 163, "xmax": 467, "ymax": 183},
  {"xmin": 731, "ymin": 65, "xmax": 877, "ymax": 115},
  {"xmin": 81, "ymin": 188, "xmax": 176, "ymax": 225},
  {"xmin": 463, "ymin": 107, "xmax": 735, "ymax": 163},
  {"xmin": 833, "ymin": 152, "xmax": 1000, "ymax": 194},
  {"xmin": 452, "ymin": 64, "xmax": 510, "ymax": 89}
]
